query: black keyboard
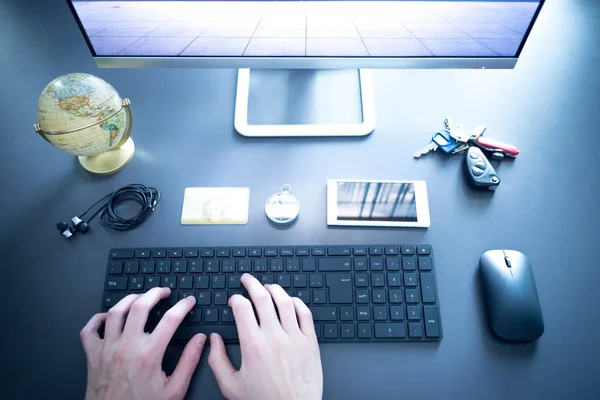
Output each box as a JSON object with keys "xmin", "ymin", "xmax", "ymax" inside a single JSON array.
[{"xmin": 102, "ymin": 245, "xmax": 442, "ymax": 343}]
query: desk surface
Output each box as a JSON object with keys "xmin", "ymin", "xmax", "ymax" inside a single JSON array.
[{"xmin": 1, "ymin": 0, "xmax": 599, "ymax": 398}]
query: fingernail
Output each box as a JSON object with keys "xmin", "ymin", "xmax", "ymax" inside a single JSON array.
[
  {"xmin": 187, "ymin": 296, "xmax": 196, "ymax": 304},
  {"xmin": 196, "ymin": 334, "xmax": 206, "ymax": 347},
  {"xmin": 241, "ymin": 273, "xmax": 250, "ymax": 279},
  {"xmin": 264, "ymin": 284, "xmax": 270, "ymax": 288}
]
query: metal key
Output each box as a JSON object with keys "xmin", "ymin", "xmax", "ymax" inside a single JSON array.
[{"xmin": 414, "ymin": 141, "xmax": 438, "ymax": 158}]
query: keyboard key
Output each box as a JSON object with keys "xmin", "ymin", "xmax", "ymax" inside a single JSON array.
[
  {"xmin": 179, "ymin": 275, "xmax": 193, "ymax": 290},
  {"xmin": 161, "ymin": 276, "xmax": 177, "ymax": 289},
  {"xmin": 357, "ymin": 323, "xmax": 372, "ymax": 338},
  {"xmin": 340, "ymin": 306, "xmax": 354, "ymax": 321},
  {"xmin": 221, "ymin": 307, "xmax": 234, "ymax": 322},
  {"xmin": 319, "ymin": 258, "xmax": 351, "ymax": 271},
  {"xmin": 385, "ymin": 246, "xmax": 399, "ymax": 255},
  {"xmin": 311, "ymin": 307, "xmax": 337, "ymax": 321},
  {"xmin": 354, "ymin": 258, "xmax": 367, "ymax": 271},
  {"xmin": 355, "ymin": 273, "xmax": 368, "ymax": 287},
  {"xmin": 369, "ymin": 258, "xmax": 384, "ymax": 271},
  {"xmin": 372, "ymin": 289, "xmax": 386, "ymax": 304},
  {"xmin": 270, "ymin": 259, "xmax": 284, "ymax": 272},
  {"xmin": 163, "ymin": 292, "xmax": 178, "ymax": 306},
  {"xmin": 371, "ymin": 273, "xmax": 385, "ymax": 287},
  {"xmin": 200, "ymin": 248, "xmax": 214, "ymax": 257},
  {"xmin": 387, "ymin": 273, "xmax": 402, "ymax": 287},
  {"xmin": 405, "ymin": 289, "xmax": 420, "ymax": 303},
  {"xmin": 296, "ymin": 247, "xmax": 309, "ymax": 256},
  {"xmin": 124, "ymin": 261, "xmax": 139, "ymax": 274},
  {"xmin": 356, "ymin": 290, "xmax": 369, "ymax": 304},
  {"xmin": 404, "ymin": 273, "xmax": 418, "ymax": 287},
  {"xmin": 173, "ymin": 260, "xmax": 188, "ymax": 274},
  {"xmin": 409, "ymin": 323, "xmax": 424, "ymax": 338},
  {"xmin": 184, "ymin": 249, "xmax": 199, "ymax": 258},
  {"xmin": 286, "ymin": 259, "xmax": 300, "ymax": 272},
  {"xmin": 196, "ymin": 291, "xmax": 211, "ymax": 305},
  {"xmin": 293, "ymin": 274, "xmax": 307, "ymax": 288},
  {"xmin": 228, "ymin": 275, "xmax": 242, "ymax": 289},
  {"xmin": 373, "ymin": 306, "xmax": 387, "ymax": 321},
  {"xmin": 195, "ymin": 276, "xmax": 209, "ymax": 289},
  {"xmin": 106, "ymin": 277, "xmax": 127, "ymax": 291},
  {"xmin": 233, "ymin": 249, "xmax": 246, "ymax": 257},
  {"xmin": 180, "ymin": 291, "xmax": 195, "ymax": 301},
  {"xmin": 173, "ymin": 325, "xmax": 238, "ymax": 342},
  {"xmin": 424, "ymin": 306, "xmax": 441, "ymax": 338},
  {"xmin": 264, "ymin": 248, "xmax": 278, "ymax": 257},
  {"xmin": 212, "ymin": 275, "xmax": 226, "ymax": 289},
  {"xmin": 314, "ymin": 324, "xmax": 321, "ymax": 339},
  {"xmin": 222, "ymin": 260, "xmax": 236, "ymax": 273},
  {"xmin": 420, "ymin": 273, "xmax": 437, "ymax": 303},
  {"xmin": 375, "ymin": 323, "xmax": 406, "ymax": 338},
  {"xmin": 296, "ymin": 290, "xmax": 310, "ymax": 304},
  {"xmin": 205, "ymin": 308, "xmax": 219, "ymax": 323},
  {"xmin": 390, "ymin": 306, "xmax": 405, "ymax": 321},
  {"xmin": 141, "ymin": 260, "xmax": 155, "ymax": 274},
  {"xmin": 229, "ymin": 290, "xmax": 244, "ymax": 298},
  {"xmin": 357, "ymin": 306, "xmax": 371, "ymax": 321},
  {"xmin": 205, "ymin": 260, "xmax": 219, "ymax": 273},
  {"xmin": 238, "ymin": 259, "xmax": 251, "ymax": 272},
  {"xmin": 326, "ymin": 273, "xmax": 353, "ymax": 304},
  {"xmin": 152, "ymin": 249, "xmax": 166, "ymax": 258},
  {"xmin": 277, "ymin": 274, "xmax": 291, "ymax": 288},
  {"xmin": 418, "ymin": 256, "xmax": 433, "ymax": 271},
  {"xmin": 248, "ymin": 248, "xmax": 262, "ymax": 257},
  {"xmin": 217, "ymin": 248, "xmax": 230, "ymax": 257},
  {"xmin": 157, "ymin": 260, "xmax": 171, "ymax": 274},
  {"xmin": 280, "ymin": 247, "xmax": 294, "ymax": 256},
  {"xmin": 385, "ymin": 257, "xmax": 400, "ymax": 271},
  {"xmin": 151, "ymin": 309, "xmax": 165, "ymax": 324},
  {"xmin": 137, "ymin": 249, "xmax": 151, "ymax": 258},
  {"xmin": 313, "ymin": 290, "xmax": 327, "ymax": 304},
  {"xmin": 214, "ymin": 291, "xmax": 228, "ymax": 305},
  {"xmin": 323, "ymin": 324, "xmax": 338, "ymax": 339},
  {"xmin": 102, "ymin": 292, "xmax": 126, "ymax": 308},
  {"xmin": 417, "ymin": 245, "xmax": 432, "ymax": 255},
  {"xmin": 401, "ymin": 246, "xmax": 415, "ymax": 255},
  {"xmin": 328, "ymin": 247, "xmax": 351, "ymax": 256},
  {"xmin": 309, "ymin": 274, "xmax": 323, "ymax": 288},
  {"xmin": 189, "ymin": 260, "xmax": 203, "ymax": 273},
  {"xmin": 168, "ymin": 249, "xmax": 183, "ymax": 258},
  {"xmin": 254, "ymin": 259, "xmax": 268, "ymax": 272},
  {"xmin": 312, "ymin": 248, "xmax": 325, "ymax": 256},
  {"xmin": 369, "ymin": 246, "xmax": 383, "ymax": 255},
  {"xmin": 261, "ymin": 275, "xmax": 275, "ymax": 285},
  {"xmin": 353, "ymin": 246, "xmax": 367, "ymax": 256},
  {"xmin": 187, "ymin": 308, "xmax": 202, "ymax": 323},
  {"xmin": 407, "ymin": 306, "xmax": 422, "ymax": 320},
  {"xmin": 341, "ymin": 324, "xmax": 355, "ymax": 339},
  {"xmin": 145, "ymin": 276, "xmax": 160, "ymax": 289},
  {"xmin": 302, "ymin": 258, "xmax": 316, "ymax": 272},
  {"xmin": 110, "ymin": 250, "xmax": 134, "ymax": 259},
  {"xmin": 108, "ymin": 260, "xmax": 123, "ymax": 274},
  {"xmin": 389, "ymin": 289, "xmax": 403, "ymax": 304},
  {"xmin": 402, "ymin": 257, "xmax": 417, "ymax": 271}
]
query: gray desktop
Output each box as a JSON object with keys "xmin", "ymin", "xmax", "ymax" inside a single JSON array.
[{"xmin": 3, "ymin": 0, "xmax": 600, "ymax": 399}]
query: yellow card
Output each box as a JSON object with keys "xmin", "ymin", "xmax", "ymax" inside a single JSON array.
[{"xmin": 181, "ymin": 187, "xmax": 249, "ymax": 225}]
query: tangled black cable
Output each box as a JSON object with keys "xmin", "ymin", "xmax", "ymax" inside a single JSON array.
[{"xmin": 81, "ymin": 184, "xmax": 160, "ymax": 231}]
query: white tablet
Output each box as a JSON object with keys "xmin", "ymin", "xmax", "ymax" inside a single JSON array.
[{"xmin": 327, "ymin": 179, "xmax": 430, "ymax": 228}]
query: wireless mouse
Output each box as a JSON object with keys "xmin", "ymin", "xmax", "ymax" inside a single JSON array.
[{"xmin": 479, "ymin": 250, "xmax": 544, "ymax": 341}]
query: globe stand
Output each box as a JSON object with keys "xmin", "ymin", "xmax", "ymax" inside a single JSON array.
[{"xmin": 78, "ymin": 137, "xmax": 135, "ymax": 175}]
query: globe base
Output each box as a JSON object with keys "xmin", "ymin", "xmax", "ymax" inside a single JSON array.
[{"xmin": 78, "ymin": 137, "xmax": 135, "ymax": 175}]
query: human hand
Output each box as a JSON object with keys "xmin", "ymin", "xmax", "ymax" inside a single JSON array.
[
  {"xmin": 80, "ymin": 288, "xmax": 206, "ymax": 400},
  {"xmin": 208, "ymin": 274, "xmax": 323, "ymax": 400}
]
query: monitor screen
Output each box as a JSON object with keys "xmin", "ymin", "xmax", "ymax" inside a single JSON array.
[
  {"xmin": 69, "ymin": 1, "xmax": 543, "ymax": 59},
  {"xmin": 337, "ymin": 181, "xmax": 417, "ymax": 222}
]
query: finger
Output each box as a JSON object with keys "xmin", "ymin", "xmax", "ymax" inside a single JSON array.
[
  {"xmin": 167, "ymin": 334, "xmax": 206, "ymax": 400},
  {"xmin": 123, "ymin": 287, "xmax": 171, "ymax": 336},
  {"xmin": 80, "ymin": 313, "xmax": 107, "ymax": 351},
  {"xmin": 104, "ymin": 294, "xmax": 140, "ymax": 341},
  {"xmin": 208, "ymin": 333, "xmax": 238, "ymax": 400},
  {"xmin": 229, "ymin": 294, "xmax": 259, "ymax": 344},
  {"xmin": 292, "ymin": 297, "xmax": 316, "ymax": 338},
  {"xmin": 152, "ymin": 295, "xmax": 196, "ymax": 351},
  {"xmin": 265, "ymin": 284, "xmax": 299, "ymax": 334},
  {"xmin": 241, "ymin": 273, "xmax": 279, "ymax": 329}
]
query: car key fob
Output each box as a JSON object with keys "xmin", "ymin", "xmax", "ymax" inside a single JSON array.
[{"xmin": 465, "ymin": 146, "xmax": 501, "ymax": 190}]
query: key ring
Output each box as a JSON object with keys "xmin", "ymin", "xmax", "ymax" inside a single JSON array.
[{"xmin": 265, "ymin": 185, "xmax": 300, "ymax": 225}]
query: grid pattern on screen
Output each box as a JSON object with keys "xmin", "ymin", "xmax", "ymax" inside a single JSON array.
[{"xmin": 72, "ymin": 1, "xmax": 540, "ymax": 57}]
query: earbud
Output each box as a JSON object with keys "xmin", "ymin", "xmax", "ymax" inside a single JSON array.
[
  {"xmin": 57, "ymin": 220, "xmax": 74, "ymax": 239},
  {"xmin": 71, "ymin": 216, "xmax": 90, "ymax": 233}
]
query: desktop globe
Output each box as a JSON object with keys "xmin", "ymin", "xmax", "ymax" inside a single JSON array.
[{"xmin": 34, "ymin": 72, "xmax": 134, "ymax": 175}]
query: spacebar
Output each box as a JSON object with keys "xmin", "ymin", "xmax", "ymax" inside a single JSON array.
[{"xmin": 173, "ymin": 325, "xmax": 239, "ymax": 342}]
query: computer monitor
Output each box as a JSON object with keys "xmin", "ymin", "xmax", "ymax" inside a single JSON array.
[{"xmin": 67, "ymin": 0, "xmax": 545, "ymax": 136}]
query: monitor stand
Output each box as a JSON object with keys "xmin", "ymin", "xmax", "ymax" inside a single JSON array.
[{"xmin": 234, "ymin": 69, "xmax": 376, "ymax": 137}]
